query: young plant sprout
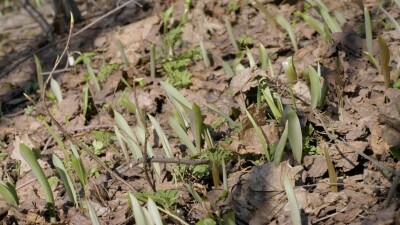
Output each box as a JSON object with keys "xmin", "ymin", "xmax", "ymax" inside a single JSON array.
[
  {"xmin": 150, "ymin": 43, "xmax": 156, "ymax": 77},
  {"xmin": 276, "ymin": 15, "xmax": 298, "ymax": 52},
  {"xmin": 284, "ymin": 176, "xmax": 301, "ymax": 225},
  {"xmin": 308, "ymin": 65, "xmax": 322, "ymax": 109},
  {"xmin": 0, "ymin": 180, "xmax": 19, "ymax": 207},
  {"xmin": 378, "ymin": 35, "xmax": 391, "ymax": 89},
  {"xmin": 225, "ymin": 18, "xmax": 240, "ymax": 53},
  {"xmin": 50, "ymin": 78, "xmax": 63, "ymax": 103},
  {"xmin": 296, "ymin": 11, "xmax": 324, "ymax": 36},
  {"xmin": 20, "ymin": 144, "xmax": 56, "ymax": 222},
  {"xmin": 200, "ymin": 41, "xmax": 211, "ymax": 68},
  {"xmin": 282, "ymin": 56, "xmax": 298, "ymax": 109},
  {"xmin": 254, "ymin": 0, "xmax": 277, "ymax": 28},
  {"xmin": 274, "ymin": 121, "xmax": 289, "ymax": 166},
  {"xmin": 284, "ymin": 106, "xmax": 303, "ymax": 164},
  {"xmin": 34, "ymin": 55, "xmax": 44, "ymax": 92},
  {"xmin": 380, "ymin": 6, "xmax": 400, "ymax": 37},
  {"xmin": 320, "ymin": 7, "xmax": 342, "ymax": 33}
]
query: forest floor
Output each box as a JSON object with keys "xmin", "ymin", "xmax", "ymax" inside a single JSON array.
[{"xmin": 1, "ymin": 0, "xmax": 400, "ymax": 224}]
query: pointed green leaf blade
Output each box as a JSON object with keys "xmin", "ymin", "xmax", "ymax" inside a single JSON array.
[
  {"xmin": 169, "ymin": 117, "xmax": 197, "ymax": 155},
  {"xmin": 276, "ymin": 15, "xmax": 298, "ymax": 51},
  {"xmin": 160, "ymin": 81, "xmax": 192, "ymax": 109},
  {"xmin": 190, "ymin": 103, "xmax": 203, "ymax": 153},
  {"xmin": 87, "ymin": 201, "xmax": 101, "ymax": 225},
  {"xmin": 20, "ymin": 144, "xmax": 56, "ymax": 221},
  {"xmin": 284, "ymin": 176, "xmax": 302, "ymax": 225},
  {"xmin": 148, "ymin": 115, "xmax": 173, "ymax": 158},
  {"xmin": 128, "ymin": 193, "xmax": 147, "ymax": 225},
  {"xmin": 52, "ymin": 154, "xmax": 77, "ymax": 205},
  {"xmin": 50, "ymin": 78, "xmax": 63, "ymax": 103},
  {"xmin": 274, "ymin": 121, "xmax": 289, "ymax": 166},
  {"xmin": 0, "ymin": 180, "xmax": 19, "ymax": 206},
  {"xmin": 308, "ymin": 66, "xmax": 321, "ymax": 109},
  {"xmin": 147, "ymin": 198, "xmax": 163, "ymax": 225},
  {"xmin": 284, "ymin": 106, "xmax": 303, "ymax": 163},
  {"xmin": 244, "ymin": 107, "xmax": 270, "ymax": 160}
]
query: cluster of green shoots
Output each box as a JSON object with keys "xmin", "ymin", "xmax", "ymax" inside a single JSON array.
[
  {"xmin": 1, "ymin": 19, "xmax": 233, "ymax": 223},
  {"xmin": 219, "ymin": 1, "xmax": 356, "ymax": 223},
  {"xmin": 148, "ymin": 1, "xmax": 204, "ymax": 88},
  {"xmin": 3, "ymin": 0, "xmax": 400, "ymax": 224},
  {"xmin": 0, "ymin": 1, "xmax": 321, "ymax": 224},
  {"xmin": 0, "ymin": 60, "xmax": 235, "ymax": 223}
]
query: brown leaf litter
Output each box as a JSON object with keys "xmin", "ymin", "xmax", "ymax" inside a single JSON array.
[{"xmin": 1, "ymin": 0, "xmax": 400, "ymax": 224}]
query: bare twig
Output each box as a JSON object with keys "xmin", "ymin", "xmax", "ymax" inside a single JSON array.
[
  {"xmin": 67, "ymin": 124, "xmax": 113, "ymax": 133},
  {"xmin": 130, "ymin": 157, "xmax": 210, "ymax": 168},
  {"xmin": 16, "ymin": 178, "xmax": 38, "ymax": 190},
  {"xmin": 42, "ymin": 68, "xmax": 71, "ymax": 75},
  {"xmin": 312, "ymin": 199, "xmax": 353, "ymax": 224},
  {"xmin": 157, "ymin": 206, "xmax": 190, "ymax": 225},
  {"xmin": 297, "ymin": 182, "xmax": 388, "ymax": 190},
  {"xmin": 70, "ymin": 0, "xmax": 142, "ymax": 38},
  {"xmin": 4, "ymin": 110, "xmax": 25, "ymax": 118}
]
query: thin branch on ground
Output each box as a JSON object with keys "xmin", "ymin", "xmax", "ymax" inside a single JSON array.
[
  {"xmin": 71, "ymin": 0, "xmax": 142, "ymax": 38},
  {"xmin": 297, "ymin": 182, "xmax": 388, "ymax": 190},
  {"xmin": 130, "ymin": 157, "xmax": 210, "ymax": 167},
  {"xmin": 312, "ymin": 199, "xmax": 353, "ymax": 224}
]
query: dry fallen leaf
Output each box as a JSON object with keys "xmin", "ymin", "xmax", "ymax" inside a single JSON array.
[{"xmin": 230, "ymin": 161, "xmax": 305, "ymax": 223}]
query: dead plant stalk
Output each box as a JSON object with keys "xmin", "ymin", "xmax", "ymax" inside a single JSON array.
[{"xmin": 131, "ymin": 81, "xmax": 157, "ymax": 192}]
